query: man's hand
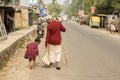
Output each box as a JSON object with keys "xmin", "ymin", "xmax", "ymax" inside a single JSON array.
[{"xmin": 45, "ymin": 43, "xmax": 48, "ymax": 48}]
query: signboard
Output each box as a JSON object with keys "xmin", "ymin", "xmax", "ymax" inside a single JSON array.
[
  {"xmin": 91, "ymin": 6, "xmax": 96, "ymax": 13},
  {"xmin": 39, "ymin": 8, "xmax": 45, "ymax": 17},
  {"xmin": 78, "ymin": 10, "xmax": 84, "ymax": 16}
]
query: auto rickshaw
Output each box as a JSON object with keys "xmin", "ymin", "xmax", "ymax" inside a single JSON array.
[{"xmin": 90, "ymin": 16, "xmax": 100, "ymax": 28}]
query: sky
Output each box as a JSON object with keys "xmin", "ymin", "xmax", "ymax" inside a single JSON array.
[{"xmin": 43, "ymin": 0, "xmax": 66, "ymax": 5}]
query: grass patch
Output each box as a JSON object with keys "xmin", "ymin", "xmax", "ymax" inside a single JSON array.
[{"xmin": 14, "ymin": 26, "xmax": 26, "ymax": 31}]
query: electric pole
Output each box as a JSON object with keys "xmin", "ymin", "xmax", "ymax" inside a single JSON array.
[{"xmin": 82, "ymin": 0, "xmax": 84, "ymax": 15}]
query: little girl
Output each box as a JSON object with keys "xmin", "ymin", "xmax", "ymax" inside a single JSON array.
[{"xmin": 24, "ymin": 38, "xmax": 41, "ymax": 69}]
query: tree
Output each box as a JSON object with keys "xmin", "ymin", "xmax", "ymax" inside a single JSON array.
[
  {"xmin": 65, "ymin": 0, "xmax": 94, "ymax": 17},
  {"xmin": 63, "ymin": 0, "xmax": 72, "ymax": 17},
  {"xmin": 68, "ymin": 0, "xmax": 82, "ymax": 17},
  {"xmin": 95, "ymin": 0, "xmax": 114, "ymax": 14},
  {"xmin": 112, "ymin": 0, "xmax": 120, "ymax": 12},
  {"xmin": 65, "ymin": 0, "xmax": 120, "ymax": 17},
  {"xmin": 0, "ymin": 0, "xmax": 10, "ymax": 5},
  {"xmin": 1, "ymin": 0, "xmax": 20, "ymax": 5},
  {"xmin": 84, "ymin": 0, "xmax": 93, "ymax": 15},
  {"xmin": 95, "ymin": 4, "xmax": 114, "ymax": 14},
  {"xmin": 47, "ymin": 0, "xmax": 62, "ymax": 17}
]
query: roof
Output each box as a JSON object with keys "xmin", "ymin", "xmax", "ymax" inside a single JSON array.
[
  {"xmin": 97, "ymin": 14, "xmax": 108, "ymax": 17},
  {"xmin": 0, "ymin": 6, "xmax": 14, "ymax": 10},
  {"xmin": 113, "ymin": 11, "xmax": 120, "ymax": 15}
]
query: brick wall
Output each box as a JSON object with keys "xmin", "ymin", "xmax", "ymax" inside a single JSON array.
[{"xmin": 15, "ymin": 9, "xmax": 29, "ymax": 27}]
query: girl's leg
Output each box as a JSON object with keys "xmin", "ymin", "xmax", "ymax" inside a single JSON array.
[
  {"xmin": 29, "ymin": 58, "xmax": 33, "ymax": 69},
  {"xmin": 33, "ymin": 58, "xmax": 36, "ymax": 66}
]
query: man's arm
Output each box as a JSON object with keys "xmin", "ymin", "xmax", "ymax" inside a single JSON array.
[
  {"xmin": 45, "ymin": 25, "xmax": 50, "ymax": 47},
  {"xmin": 60, "ymin": 23, "xmax": 66, "ymax": 32}
]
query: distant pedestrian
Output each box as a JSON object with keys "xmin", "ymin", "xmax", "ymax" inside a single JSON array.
[
  {"xmin": 24, "ymin": 38, "xmax": 41, "ymax": 69},
  {"xmin": 89, "ymin": 17, "xmax": 92, "ymax": 28},
  {"xmin": 45, "ymin": 15, "xmax": 66, "ymax": 70},
  {"xmin": 110, "ymin": 17, "xmax": 116, "ymax": 33}
]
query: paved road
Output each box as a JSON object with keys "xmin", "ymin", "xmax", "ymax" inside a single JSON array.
[
  {"xmin": 1, "ymin": 21, "xmax": 120, "ymax": 80},
  {"xmin": 62, "ymin": 21, "xmax": 120, "ymax": 80}
]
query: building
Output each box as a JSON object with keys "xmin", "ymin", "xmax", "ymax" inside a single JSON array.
[{"xmin": 14, "ymin": 6, "xmax": 34, "ymax": 27}]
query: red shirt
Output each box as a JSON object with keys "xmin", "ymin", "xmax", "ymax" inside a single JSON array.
[{"xmin": 45, "ymin": 20, "xmax": 66, "ymax": 46}]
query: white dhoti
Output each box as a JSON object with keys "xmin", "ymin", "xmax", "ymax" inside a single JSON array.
[
  {"xmin": 48, "ymin": 44, "xmax": 62, "ymax": 63},
  {"xmin": 111, "ymin": 24, "xmax": 116, "ymax": 31}
]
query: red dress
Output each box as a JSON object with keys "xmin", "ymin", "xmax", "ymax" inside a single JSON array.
[{"xmin": 24, "ymin": 42, "xmax": 39, "ymax": 59}]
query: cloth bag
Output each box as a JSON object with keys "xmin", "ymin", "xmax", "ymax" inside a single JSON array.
[{"xmin": 41, "ymin": 49, "xmax": 50, "ymax": 65}]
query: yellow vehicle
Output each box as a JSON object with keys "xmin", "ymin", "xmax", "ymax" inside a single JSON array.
[{"xmin": 90, "ymin": 16, "xmax": 100, "ymax": 28}]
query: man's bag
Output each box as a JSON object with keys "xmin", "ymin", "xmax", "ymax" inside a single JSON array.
[{"xmin": 41, "ymin": 50, "xmax": 50, "ymax": 65}]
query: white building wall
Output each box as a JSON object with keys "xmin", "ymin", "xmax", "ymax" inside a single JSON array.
[{"xmin": 20, "ymin": 0, "xmax": 38, "ymax": 7}]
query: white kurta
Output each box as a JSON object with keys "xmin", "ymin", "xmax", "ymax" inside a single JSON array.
[{"xmin": 48, "ymin": 44, "xmax": 62, "ymax": 63}]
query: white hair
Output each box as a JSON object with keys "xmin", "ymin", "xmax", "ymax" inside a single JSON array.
[{"xmin": 46, "ymin": 15, "xmax": 53, "ymax": 20}]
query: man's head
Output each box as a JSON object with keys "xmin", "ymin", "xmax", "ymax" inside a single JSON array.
[{"xmin": 46, "ymin": 15, "xmax": 53, "ymax": 23}]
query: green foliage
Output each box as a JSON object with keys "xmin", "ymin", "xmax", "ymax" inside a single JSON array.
[
  {"xmin": 112, "ymin": 0, "xmax": 120, "ymax": 12},
  {"xmin": 95, "ymin": 0, "xmax": 120, "ymax": 14},
  {"xmin": 95, "ymin": 3, "xmax": 114, "ymax": 14},
  {"xmin": 64, "ymin": 0, "xmax": 120, "ymax": 17},
  {"xmin": 114, "ymin": 3, "xmax": 120, "ymax": 11},
  {"xmin": 84, "ymin": 0, "xmax": 93, "ymax": 15},
  {"xmin": 70, "ymin": 0, "xmax": 82, "ymax": 17},
  {"xmin": 1, "ymin": 0, "xmax": 19, "ymax": 5},
  {"xmin": 85, "ymin": 0, "xmax": 114, "ymax": 15},
  {"xmin": 65, "ymin": 0, "xmax": 93, "ymax": 17},
  {"xmin": 48, "ymin": 1, "xmax": 63, "ymax": 17}
]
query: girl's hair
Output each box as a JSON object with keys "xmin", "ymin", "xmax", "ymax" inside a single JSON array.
[{"xmin": 34, "ymin": 38, "xmax": 41, "ymax": 43}]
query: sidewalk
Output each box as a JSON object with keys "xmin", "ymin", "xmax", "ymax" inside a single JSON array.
[
  {"xmin": 0, "ymin": 25, "xmax": 37, "ymax": 69},
  {"xmin": 0, "ymin": 26, "xmax": 47, "ymax": 80}
]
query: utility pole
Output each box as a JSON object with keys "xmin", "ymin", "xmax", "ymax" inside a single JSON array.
[
  {"xmin": 82, "ymin": 0, "xmax": 84, "ymax": 16},
  {"xmin": 52, "ymin": 0, "xmax": 56, "ymax": 4},
  {"xmin": 79, "ymin": 0, "xmax": 84, "ymax": 16},
  {"xmin": 93, "ymin": 0, "xmax": 95, "ymax": 6}
]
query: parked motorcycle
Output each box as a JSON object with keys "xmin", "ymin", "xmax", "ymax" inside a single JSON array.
[
  {"xmin": 37, "ymin": 22, "xmax": 45, "ymax": 38},
  {"xmin": 115, "ymin": 24, "xmax": 120, "ymax": 32}
]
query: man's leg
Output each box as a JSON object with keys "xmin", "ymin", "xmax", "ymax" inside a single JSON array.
[{"xmin": 55, "ymin": 45, "xmax": 62, "ymax": 70}]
